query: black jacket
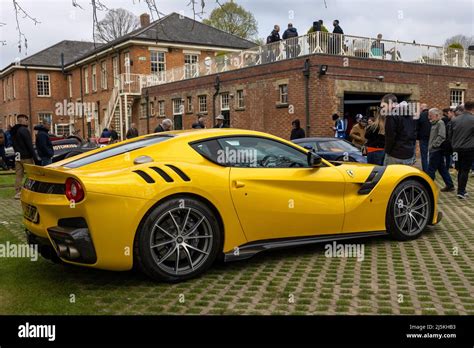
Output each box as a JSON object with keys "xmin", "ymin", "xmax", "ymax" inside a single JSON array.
[
  {"xmin": 192, "ymin": 122, "xmax": 205, "ymax": 129},
  {"xmin": 416, "ymin": 109, "xmax": 431, "ymax": 141},
  {"xmin": 441, "ymin": 116, "xmax": 452, "ymax": 153},
  {"xmin": 283, "ymin": 27, "xmax": 298, "ymax": 40},
  {"xmin": 11, "ymin": 124, "xmax": 37, "ymax": 160},
  {"xmin": 333, "ymin": 25, "xmax": 344, "ymax": 34},
  {"xmin": 365, "ymin": 126, "xmax": 385, "ymax": 148},
  {"xmin": 154, "ymin": 124, "xmax": 165, "ymax": 133},
  {"xmin": 384, "ymin": 106, "xmax": 417, "ymax": 159},
  {"xmin": 34, "ymin": 125, "xmax": 53, "ymax": 159},
  {"xmin": 126, "ymin": 128, "xmax": 139, "ymax": 139},
  {"xmin": 267, "ymin": 30, "xmax": 281, "ymax": 44},
  {"xmin": 290, "ymin": 128, "xmax": 305, "ymax": 140}
]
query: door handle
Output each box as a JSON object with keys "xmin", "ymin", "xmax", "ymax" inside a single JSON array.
[{"xmin": 232, "ymin": 180, "xmax": 246, "ymax": 189}]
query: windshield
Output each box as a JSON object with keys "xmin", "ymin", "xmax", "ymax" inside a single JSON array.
[
  {"xmin": 63, "ymin": 135, "xmax": 173, "ymax": 169},
  {"xmin": 317, "ymin": 140, "xmax": 358, "ymax": 152}
]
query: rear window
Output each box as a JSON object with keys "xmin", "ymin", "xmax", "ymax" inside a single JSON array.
[{"xmin": 63, "ymin": 135, "xmax": 173, "ymax": 168}]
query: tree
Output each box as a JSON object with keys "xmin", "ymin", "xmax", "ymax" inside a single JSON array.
[
  {"xmin": 444, "ymin": 34, "xmax": 474, "ymax": 49},
  {"xmin": 94, "ymin": 8, "xmax": 140, "ymax": 43},
  {"xmin": 202, "ymin": 1, "xmax": 258, "ymax": 41}
]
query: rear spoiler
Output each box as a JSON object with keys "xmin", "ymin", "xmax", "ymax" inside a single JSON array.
[{"xmin": 24, "ymin": 164, "xmax": 76, "ymax": 183}]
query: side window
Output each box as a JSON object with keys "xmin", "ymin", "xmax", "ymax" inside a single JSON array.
[
  {"xmin": 191, "ymin": 140, "xmax": 222, "ymax": 164},
  {"xmin": 216, "ymin": 137, "xmax": 309, "ymax": 168}
]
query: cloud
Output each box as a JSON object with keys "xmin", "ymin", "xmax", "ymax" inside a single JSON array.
[{"xmin": 0, "ymin": 0, "xmax": 473, "ymax": 68}]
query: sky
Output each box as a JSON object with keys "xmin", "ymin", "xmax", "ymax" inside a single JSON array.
[{"xmin": 0, "ymin": 0, "xmax": 473, "ymax": 69}]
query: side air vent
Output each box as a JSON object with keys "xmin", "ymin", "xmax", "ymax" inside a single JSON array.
[
  {"xmin": 150, "ymin": 167, "xmax": 174, "ymax": 183},
  {"xmin": 358, "ymin": 166, "xmax": 386, "ymax": 195},
  {"xmin": 165, "ymin": 164, "xmax": 191, "ymax": 182},
  {"xmin": 133, "ymin": 170, "xmax": 155, "ymax": 184}
]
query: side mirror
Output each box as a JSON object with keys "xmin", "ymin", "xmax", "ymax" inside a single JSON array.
[
  {"xmin": 307, "ymin": 151, "xmax": 322, "ymax": 167},
  {"xmin": 303, "ymin": 145, "xmax": 313, "ymax": 150}
]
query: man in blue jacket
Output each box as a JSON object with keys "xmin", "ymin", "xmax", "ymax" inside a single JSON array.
[{"xmin": 35, "ymin": 122, "xmax": 54, "ymax": 166}]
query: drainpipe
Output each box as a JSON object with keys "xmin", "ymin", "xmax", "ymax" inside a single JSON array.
[
  {"xmin": 303, "ymin": 58, "xmax": 311, "ymax": 136},
  {"xmin": 145, "ymin": 88, "xmax": 150, "ymax": 134},
  {"xmin": 79, "ymin": 66, "xmax": 86, "ymax": 139},
  {"xmin": 25, "ymin": 66, "xmax": 33, "ymax": 133},
  {"xmin": 213, "ymin": 75, "xmax": 220, "ymax": 124}
]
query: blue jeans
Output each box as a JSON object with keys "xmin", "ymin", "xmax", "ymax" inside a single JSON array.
[
  {"xmin": 444, "ymin": 152, "xmax": 452, "ymax": 169},
  {"xmin": 419, "ymin": 139, "xmax": 429, "ymax": 172},
  {"xmin": 427, "ymin": 150, "xmax": 454, "ymax": 188},
  {"xmin": 40, "ymin": 158, "xmax": 52, "ymax": 166},
  {"xmin": 367, "ymin": 150, "xmax": 385, "ymax": 166},
  {"xmin": 384, "ymin": 154, "xmax": 416, "ymax": 166}
]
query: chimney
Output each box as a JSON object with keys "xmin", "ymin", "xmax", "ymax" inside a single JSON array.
[{"xmin": 140, "ymin": 13, "xmax": 150, "ymax": 28}]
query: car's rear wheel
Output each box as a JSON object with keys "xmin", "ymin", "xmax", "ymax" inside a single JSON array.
[
  {"xmin": 135, "ymin": 196, "xmax": 221, "ymax": 282},
  {"xmin": 386, "ymin": 179, "xmax": 432, "ymax": 240}
]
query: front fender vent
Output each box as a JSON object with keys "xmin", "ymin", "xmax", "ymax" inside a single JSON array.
[
  {"xmin": 165, "ymin": 165, "xmax": 191, "ymax": 182},
  {"xmin": 150, "ymin": 167, "xmax": 174, "ymax": 183},
  {"xmin": 133, "ymin": 170, "xmax": 155, "ymax": 184},
  {"xmin": 358, "ymin": 166, "xmax": 386, "ymax": 195}
]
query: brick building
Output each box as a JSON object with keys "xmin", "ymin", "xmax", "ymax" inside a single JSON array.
[
  {"xmin": 142, "ymin": 51, "xmax": 474, "ymax": 140},
  {"xmin": 0, "ymin": 12, "xmax": 255, "ymax": 138}
]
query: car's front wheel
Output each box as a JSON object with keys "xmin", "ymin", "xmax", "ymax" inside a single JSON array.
[
  {"xmin": 134, "ymin": 196, "xmax": 221, "ymax": 282},
  {"xmin": 386, "ymin": 179, "xmax": 432, "ymax": 240}
]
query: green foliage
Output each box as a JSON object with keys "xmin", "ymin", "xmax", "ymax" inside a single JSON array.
[
  {"xmin": 202, "ymin": 1, "xmax": 258, "ymax": 41},
  {"xmin": 448, "ymin": 42, "xmax": 464, "ymax": 50}
]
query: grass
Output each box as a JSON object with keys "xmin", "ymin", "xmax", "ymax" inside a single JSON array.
[{"xmin": 0, "ymin": 173, "xmax": 15, "ymax": 198}]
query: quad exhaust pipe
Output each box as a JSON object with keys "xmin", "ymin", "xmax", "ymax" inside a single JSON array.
[{"xmin": 57, "ymin": 244, "xmax": 80, "ymax": 260}]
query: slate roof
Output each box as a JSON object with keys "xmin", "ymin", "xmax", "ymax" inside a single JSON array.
[{"xmin": 1, "ymin": 12, "xmax": 256, "ymax": 73}]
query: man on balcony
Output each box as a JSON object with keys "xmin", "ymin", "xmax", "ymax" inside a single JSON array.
[
  {"xmin": 282, "ymin": 23, "xmax": 299, "ymax": 59},
  {"xmin": 331, "ymin": 20, "xmax": 344, "ymax": 54}
]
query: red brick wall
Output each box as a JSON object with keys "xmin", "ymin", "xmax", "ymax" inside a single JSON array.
[
  {"xmin": 142, "ymin": 54, "xmax": 474, "ymax": 140},
  {"xmin": 1, "ymin": 43, "xmax": 227, "ymax": 137}
]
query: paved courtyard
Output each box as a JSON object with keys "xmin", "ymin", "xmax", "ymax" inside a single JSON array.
[{"xmin": 0, "ymin": 172, "xmax": 473, "ymax": 315}]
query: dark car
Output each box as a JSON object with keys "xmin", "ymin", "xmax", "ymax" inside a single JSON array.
[
  {"xmin": 292, "ymin": 137, "xmax": 367, "ymax": 163},
  {"xmin": 4, "ymin": 136, "xmax": 102, "ymax": 165}
]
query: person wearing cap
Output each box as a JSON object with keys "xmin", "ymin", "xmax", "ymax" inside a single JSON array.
[
  {"xmin": 213, "ymin": 115, "xmax": 228, "ymax": 129},
  {"xmin": 349, "ymin": 114, "xmax": 367, "ymax": 149}
]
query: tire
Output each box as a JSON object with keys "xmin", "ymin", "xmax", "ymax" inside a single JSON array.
[
  {"xmin": 134, "ymin": 196, "xmax": 222, "ymax": 282},
  {"xmin": 386, "ymin": 179, "xmax": 432, "ymax": 241}
]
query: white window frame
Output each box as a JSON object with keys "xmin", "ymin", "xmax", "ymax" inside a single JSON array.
[
  {"xmin": 187, "ymin": 96, "xmax": 193, "ymax": 113},
  {"xmin": 55, "ymin": 123, "xmax": 71, "ymax": 136},
  {"xmin": 184, "ymin": 54, "xmax": 199, "ymax": 79},
  {"xmin": 173, "ymin": 98, "xmax": 184, "ymax": 115},
  {"xmin": 101, "ymin": 61, "xmax": 107, "ymax": 90},
  {"xmin": 36, "ymin": 73, "xmax": 51, "ymax": 97},
  {"xmin": 38, "ymin": 113, "xmax": 53, "ymax": 127},
  {"xmin": 67, "ymin": 75, "xmax": 73, "ymax": 98},
  {"xmin": 220, "ymin": 92, "xmax": 230, "ymax": 111},
  {"xmin": 140, "ymin": 103, "xmax": 147, "ymax": 119},
  {"xmin": 158, "ymin": 100, "xmax": 165, "ymax": 116},
  {"xmin": 151, "ymin": 51, "xmax": 166, "ymax": 82},
  {"xmin": 124, "ymin": 52, "xmax": 131, "ymax": 76},
  {"xmin": 279, "ymin": 84, "xmax": 288, "ymax": 104},
  {"xmin": 150, "ymin": 101, "xmax": 155, "ymax": 116},
  {"xmin": 237, "ymin": 90, "xmax": 244, "ymax": 109},
  {"xmin": 198, "ymin": 95, "xmax": 207, "ymax": 113},
  {"xmin": 112, "ymin": 56, "xmax": 119, "ymax": 88},
  {"xmin": 450, "ymin": 89, "xmax": 465, "ymax": 107},
  {"xmin": 91, "ymin": 64, "xmax": 97, "ymax": 92},
  {"xmin": 84, "ymin": 67, "xmax": 89, "ymax": 94}
]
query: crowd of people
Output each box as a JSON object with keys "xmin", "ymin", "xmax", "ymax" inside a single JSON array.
[
  {"xmin": 301, "ymin": 94, "xmax": 474, "ymax": 199},
  {"xmin": 264, "ymin": 19, "xmax": 345, "ymax": 60}
]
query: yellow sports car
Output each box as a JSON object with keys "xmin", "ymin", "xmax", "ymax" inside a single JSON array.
[{"xmin": 22, "ymin": 129, "xmax": 441, "ymax": 282}]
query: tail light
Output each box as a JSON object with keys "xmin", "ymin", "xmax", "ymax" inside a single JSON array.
[{"xmin": 65, "ymin": 178, "xmax": 84, "ymax": 203}]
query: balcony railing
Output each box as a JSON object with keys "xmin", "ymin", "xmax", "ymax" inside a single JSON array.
[{"xmin": 116, "ymin": 31, "xmax": 472, "ymax": 92}]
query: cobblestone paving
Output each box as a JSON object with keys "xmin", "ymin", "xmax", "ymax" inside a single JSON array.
[{"xmin": 0, "ymin": 174, "xmax": 473, "ymax": 315}]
